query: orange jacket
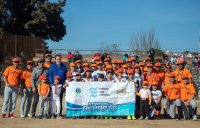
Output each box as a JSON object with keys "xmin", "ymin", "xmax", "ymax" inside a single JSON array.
[
  {"xmin": 180, "ymin": 83, "xmax": 196, "ymax": 101},
  {"xmin": 163, "ymin": 83, "xmax": 181, "ymax": 100}
]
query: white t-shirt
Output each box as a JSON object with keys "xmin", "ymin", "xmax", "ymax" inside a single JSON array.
[
  {"xmin": 139, "ymin": 89, "xmax": 151, "ymax": 99},
  {"xmin": 151, "ymin": 90, "xmax": 162, "ymax": 102}
]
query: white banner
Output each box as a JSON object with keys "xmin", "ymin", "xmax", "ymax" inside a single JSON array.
[{"xmin": 65, "ymin": 81, "xmax": 136, "ymax": 117}]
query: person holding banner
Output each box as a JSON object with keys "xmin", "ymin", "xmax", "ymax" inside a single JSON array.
[
  {"xmin": 63, "ymin": 72, "xmax": 74, "ymax": 88},
  {"xmin": 127, "ymin": 69, "xmax": 137, "ymax": 120},
  {"xmin": 137, "ymin": 81, "xmax": 152, "ymax": 120}
]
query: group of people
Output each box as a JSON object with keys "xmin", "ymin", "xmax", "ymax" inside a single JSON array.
[{"xmin": 1, "ymin": 52, "xmax": 198, "ymax": 121}]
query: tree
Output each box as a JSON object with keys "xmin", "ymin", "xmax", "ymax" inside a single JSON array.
[
  {"xmin": 130, "ymin": 29, "xmax": 160, "ymax": 51},
  {"xmin": 0, "ymin": 0, "xmax": 66, "ymax": 42}
]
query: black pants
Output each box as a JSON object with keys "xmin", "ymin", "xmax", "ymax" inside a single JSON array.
[
  {"xmin": 140, "ymin": 100, "xmax": 150, "ymax": 118},
  {"xmin": 31, "ymin": 91, "xmax": 39, "ymax": 116},
  {"xmin": 135, "ymin": 95, "xmax": 140, "ymax": 117}
]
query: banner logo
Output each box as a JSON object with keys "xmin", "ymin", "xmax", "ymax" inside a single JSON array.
[{"xmin": 89, "ymin": 87, "xmax": 98, "ymax": 98}]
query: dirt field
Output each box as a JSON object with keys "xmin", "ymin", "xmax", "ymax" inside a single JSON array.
[{"xmin": 0, "ymin": 97, "xmax": 200, "ymax": 128}]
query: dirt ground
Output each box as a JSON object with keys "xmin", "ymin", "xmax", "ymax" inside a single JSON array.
[{"xmin": 0, "ymin": 97, "xmax": 200, "ymax": 128}]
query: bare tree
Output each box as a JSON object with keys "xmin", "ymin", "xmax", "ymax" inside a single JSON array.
[{"xmin": 130, "ymin": 29, "xmax": 160, "ymax": 52}]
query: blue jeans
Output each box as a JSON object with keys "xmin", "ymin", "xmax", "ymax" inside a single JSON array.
[
  {"xmin": 2, "ymin": 85, "xmax": 18, "ymax": 114},
  {"xmin": 20, "ymin": 87, "xmax": 33, "ymax": 116}
]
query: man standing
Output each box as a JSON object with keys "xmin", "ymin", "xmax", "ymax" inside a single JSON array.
[
  {"xmin": 31, "ymin": 58, "xmax": 48, "ymax": 118},
  {"xmin": 73, "ymin": 51, "xmax": 83, "ymax": 62},
  {"xmin": 148, "ymin": 48, "xmax": 155, "ymax": 63},
  {"xmin": 1, "ymin": 58, "xmax": 22, "ymax": 118},
  {"xmin": 48, "ymin": 55, "xmax": 67, "ymax": 116},
  {"xmin": 174, "ymin": 60, "xmax": 192, "ymax": 83}
]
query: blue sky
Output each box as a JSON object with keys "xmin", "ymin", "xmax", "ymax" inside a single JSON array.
[{"xmin": 48, "ymin": 0, "xmax": 200, "ymax": 52}]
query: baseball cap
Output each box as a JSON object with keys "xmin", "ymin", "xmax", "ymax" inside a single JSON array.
[
  {"xmin": 155, "ymin": 62, "xmax": 161, "ymax": 67},
  {"xmin": 117, "ymin": 68, "xmax": 123, "ymax": 73},
  {"xmin": 139, "ymin": 62, "xmax": 145, "ymax": 67},
  {"xmin": 152, "ymin": 81, "xmax": 158, "ymax": 85},
  {"xmin": 66, "ymin": 72, "xmax": 73, "ymax": 77},
  {"xmin": 83, "ymin": 62, "xmax": 89, "ymax": 67},
  {"xmin": 127, "ymin": 69, "xmax": 134, "ymax": 75},
  {"xmin": 104, "ymin": 58, "xmax": 110, "ymax": 62},
  {"xmin": 27, "ymin": 60, "xmax": 33, "ymax": 65},
  {"xmin": 91, "ymin": 63, "xmax": 97, "ymax": 67},
  {"xmin": 54, "ymin": 76, "xmax": 60, "ymax": 80},
  {"xmin": 134, "ymin": 64, "xmax": 140, "ymax": 68},
  {"xmin": 147, "ymin": 63, "xmax": 153, "ymax": 67},
  {"xmin": 13, "ymin": 58, "xmax": 20, "ymax": 62},
  {"xmin": 142, "ymin": 81, "xmax": 148, "ymax": 85},
  {"xmin": 76, "ymin": 72, "xmax": 81, "ymax": 76},
  {"xmin": 112, "ymin": 60, "xmax": 118, "ymax": 64},
  {"xmin": 39, "ymin": 75, "xmax": 47, "ymax": 80}
]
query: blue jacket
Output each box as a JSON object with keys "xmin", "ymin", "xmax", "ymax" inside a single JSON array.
[{"xmin": 48, "ymin": 62, "xmax": 67, "ymax": 84}]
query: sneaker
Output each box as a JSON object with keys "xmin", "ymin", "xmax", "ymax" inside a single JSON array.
[
  {"xmin": 145, "ymin": 117, "xmax": 149, "ymax": 120},
  {"xmin": 38, "ymin": 115, "xmax": 43, "ymax": 119},
  {"xmin": 116, "ymin": 116, "xmax": 122, "ymax": 120},
  {"xmin": 51, "ymin": 115, "xmax": 55, "ymax": 119},
  {"xmin": 127, "ymin": 116, "xmax": 132, "ymax": 120},
  {"xmin": 109, "ymin": 116, "xmax": 113, "ymax": 119},
  {"xmin": 176, "ymin": 119, "xmax": 181, "ymax": 121},
  {"xmin": 91, "ymin": 116, "xmax": 95, "ymax": 119},
  {"xmin": 1, "ymin": 114, "xmax": 6, "ymax": 118},
  {"xmin": 139, "ymin": 116, "xmax": 144, "ymax": 120},
  {"xmin": 132, "ymin": 116, "xmax": 136, "ymax": 120},
  {"xmin": 28, "ymin": 114, "xmax": 32, "ymax": 117},
  {"xmin": 20, "ymin": 114, "xmax": 25, "ymax": 118},
  {"xmin": 72, "ymin": 116, "xmax": 77, "ymax": 119},
  {"xmin": 100, "ymin": 116, "xmax": 104, "ymax": 119},
  {"xmin": 193, "ymin": 115, "xmax": 197, "ymax": 121},
  {"xmin": 105, "ymin": 116, "xmax": 108, "ymax": 119},
  {"xmin": 57, "ymin": 115, "xmax": 62, "ymax": 119},
  {"xmin": 9, "ymin": 114, "xmax": 15, "ymax": 119},
  {"xmin": 96, "ymin": 116, "xmax": 100, "ymax": 119}
]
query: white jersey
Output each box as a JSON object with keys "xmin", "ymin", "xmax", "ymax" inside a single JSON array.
[
  {"xmin": 139, "ymin": 89, "xmax": 151, "ymax": 99},
  {"xmin": 50, "ymin": 84, "xmax": 62, "ymax": 100},
  {"xmin": 151, "ymin": 90, "xmax": 162, "ymax": 103},
  {"xmin": 92, "ymin": 70, "xmax": 106, "ymax": 81}
]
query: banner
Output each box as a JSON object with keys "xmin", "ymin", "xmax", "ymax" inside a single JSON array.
[{"xmin": 65, "ymin": 81, "xmax": 136, "ymax": 117}]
